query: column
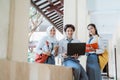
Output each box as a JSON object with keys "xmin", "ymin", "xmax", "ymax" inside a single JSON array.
[
  {"xmin": 0, "ymin": 0, "xmax": 10, "ymax": 59},
  {"xmin": 7, "ymin": 0, "xmax": 29, "ymax": 62},
  {"xmin": 77, "ymin": 0, "xmax": 89, "ymax": 69},
  {"xmin": 64, "ymin": 0, "xmax": 89, "ymax": 69},
  {"xmin": 64, "ymin": 0, "xmax": 77, "ymax": 37},
  {"xmin": 77, "ymin": 0, "xmax": 89, "ymax": 42}
]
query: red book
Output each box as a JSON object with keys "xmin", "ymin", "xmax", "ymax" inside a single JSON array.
[{"xmin": 86, "ymin": 43, "xmax": 98, "ymax": 52}]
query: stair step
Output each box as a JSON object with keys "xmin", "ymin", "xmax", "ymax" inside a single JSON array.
[{"xmin": 31, "ymin": 0, "xmax": 63, "ymax": 33}]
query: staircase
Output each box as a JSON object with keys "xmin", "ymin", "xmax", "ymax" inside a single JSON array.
[{"xmin": 31, "ymin": 0, "xmax": 63, "ymax": 33}]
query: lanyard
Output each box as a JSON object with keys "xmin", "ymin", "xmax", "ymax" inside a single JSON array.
[
  {"xmin": 88, "ymin": 37, "xmax": 93, "ymax": 43},
  {"xmin": 51, "ymin": 43, "xmax": 54, "ymax": 51},
  {"xmin": 67, "ymin": 39, "xmax": 73, "ymax": 43}
]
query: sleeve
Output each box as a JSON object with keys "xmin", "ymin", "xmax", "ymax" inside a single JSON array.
[
  {"xmin": 34, "ymin": 36, "xmax": 47, "ymax": 54},
  {"xmin": 58, "ymin": 40, "xmax": 64, "ymax": 55},
  {"xmin": 96, "ymin": 37, "xmax": 105, "ymax": 54}
]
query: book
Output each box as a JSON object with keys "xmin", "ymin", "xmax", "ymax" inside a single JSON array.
[{"xmin": 86, "ymin": 43, "xmax": 98, "ymax": 52}]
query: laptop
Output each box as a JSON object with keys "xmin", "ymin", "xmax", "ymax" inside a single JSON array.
[{"xmin": 67, "ymin": 43, "xmax": 86, "ymax": 56}]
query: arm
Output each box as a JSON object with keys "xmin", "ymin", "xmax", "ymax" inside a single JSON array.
[
  {"xmin": 96, "ymin": 37, "xmax": 105, "ymax": 54},
  {"xmin": 58, "ymin": 40, "xmax": 67, "ymax": 58},
  {"xmin": 58, "ymin": 40, "xmax": 63, "ymax": 55},
  {"xmin": 34, "ymin": 36, "xmax": 46, "ymax": 54},
  {"xmin": 87, "ymin": 36, "xmax": 105, "ymax": 54}
]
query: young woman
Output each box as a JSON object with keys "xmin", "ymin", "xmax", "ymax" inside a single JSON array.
[
  {"xmin": 35, "ymin": 26, "xmax": 59, "ymax": 64},
  {"xmin": 59, "ymin": 24, "xmax": 88, "ymax": 80},
  {"xmin": 86, "ymin": 23, "xmax": 105, "ymax": 80}
]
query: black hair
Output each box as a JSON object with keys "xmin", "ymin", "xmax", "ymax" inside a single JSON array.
[
  {"xmin": 87, "ymin": 23, "xmax": 99, "ymax": 37},
  {"xmin": 64, "ymin": 24, "xmax": 75, "ymax": 32}
]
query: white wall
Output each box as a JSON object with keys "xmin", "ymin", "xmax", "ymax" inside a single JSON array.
[
  {"xmin": 0, "ymin": 0, "xmax": 10, "ymax": 59},
  {"xmin": 87, "ymin": 0, "xmax": 120, "ymax": 12},
  {"xmin": 87, "ymin": 0, "xmax": 120, "ymax": 35}
]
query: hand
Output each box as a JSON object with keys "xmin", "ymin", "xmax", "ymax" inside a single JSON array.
[
  {"xmin": 53, "ymin": 45, "xmax": 59, "ymax": 56},
  {"xmin": 62, "ymin": 52, "xmax": 67, "ymax": 58},
  {"xmin": 54, "ymin": 45, "xmax": 59, "ymax": 52},
  {"xmin": 89, "ymin": 46, "xmax": 96, "ymax": 52},
  {"xmin": 71, "ymin": 54, "xmax": 79, "ymax": 59}
]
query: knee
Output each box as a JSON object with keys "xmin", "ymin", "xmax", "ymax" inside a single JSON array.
[{"xmin": 72, "ymin": 64, "xmax": 81, "ymax": 72}]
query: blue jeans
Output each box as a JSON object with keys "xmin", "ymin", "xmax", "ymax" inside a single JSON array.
[
  {"xmin": 86, "ymin": 53, "xmax": 102, "ymax": 80},
  {"xmin": 63, "ymin": 57, "xmax": 88, "ymax": 80}
]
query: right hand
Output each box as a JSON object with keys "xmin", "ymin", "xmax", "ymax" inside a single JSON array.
[
  {"xmin": 54, "ymin": 45, "xmax": 59, "ymax": 51},
  {"xmin": 71, "ymin": 54, "xmax": 79, "ymax": 59},
  {"xmin": 62, "ymin": 52, "xmax": 67, "ymax": 58},
  {"xmin": 54, "ymin": 45, "xmax": 59, "ymax": 56}
]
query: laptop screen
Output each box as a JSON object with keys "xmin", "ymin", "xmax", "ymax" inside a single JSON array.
[{"xmin": 67, "ymin": 43, "xmax": 86, "ymax": 56}]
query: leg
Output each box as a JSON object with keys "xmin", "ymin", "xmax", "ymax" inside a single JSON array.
[
  {"xmin": 63, "ymin": 60, "xmax": 80, "ymax": 80},
  {"xmin": 45, "ymin": 55, "xmax": 55, "ymax": 64},
  {"xmin": 63, "ymin": 58, "xmax": 88, "ymax": 80},
  {"xmin": 80, "ymin": 65, "xmax": 88, "ymax": 80},
  {"xmin": 86, "ymin": 54, "xmax": 102, "ymax": 80}
]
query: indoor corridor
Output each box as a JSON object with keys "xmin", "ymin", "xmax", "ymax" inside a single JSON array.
[{"xmin": 0, "ymin": 0, "xmax": 120, "ymax": 80}]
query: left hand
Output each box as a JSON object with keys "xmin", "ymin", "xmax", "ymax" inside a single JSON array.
[{"xmin": 89, "ymin": 46, "xmax": 96, "ymax": 52}]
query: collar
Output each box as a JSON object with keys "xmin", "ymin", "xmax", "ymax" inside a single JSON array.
[{"xmin": 65, "ymin": 37, "xmax": 73, "ymax": 40}]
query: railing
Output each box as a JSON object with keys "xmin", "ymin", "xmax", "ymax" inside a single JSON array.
[
  {"xmin": 31, "ymin": 0, "xmax": 63, "ymax": 33},
  {"xmin": 114, "ymin": 45, "xmax": 118, "ymax": 80}
]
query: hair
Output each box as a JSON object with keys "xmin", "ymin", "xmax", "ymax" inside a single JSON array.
[
  {"xmin": 87, "ymin": 23, "xmax": 99, "ymax": 37},
  {"xmin": 64, "ymin": 24, "xmax": 75, "ymax": 32}
]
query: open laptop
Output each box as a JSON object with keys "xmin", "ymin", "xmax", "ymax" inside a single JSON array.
[{"xmin": 67, "ymin": 43, "xmax": 86, "ymax": 56}]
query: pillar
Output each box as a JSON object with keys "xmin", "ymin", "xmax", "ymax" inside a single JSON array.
[
  {"xmin": 64, "ymin": 0, "xmax": 89, "ymax": 69},
  {"xmin": 0, "ymin": 0, "xmax": 10, "ymax": 59},
  {"xmin": 7, "ymin": 0, "xmax": 29, "ymax": 62},
  {"xmin": 77, "ymin": 0, "xmax": 89, "ymax": 42},
  {"xmin": 64, "ymin": 0, "xmax": 77, "ymax": 37}
]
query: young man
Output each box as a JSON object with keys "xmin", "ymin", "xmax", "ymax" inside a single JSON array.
[{"xmin": 58, "ymin": 24, "xmax": 88, "ymax": 80}]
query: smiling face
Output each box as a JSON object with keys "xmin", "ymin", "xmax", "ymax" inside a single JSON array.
[
  {"xmin": 88, "ymin": 25, "xmax": 96, "ymax": 36},
  {"xmin": 50, "ymin": 27, "xmax": 56, "ymax": 37},
  {"xmin": 65, "ymin": 27, "xmax": 74, "ymax": 39}
]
